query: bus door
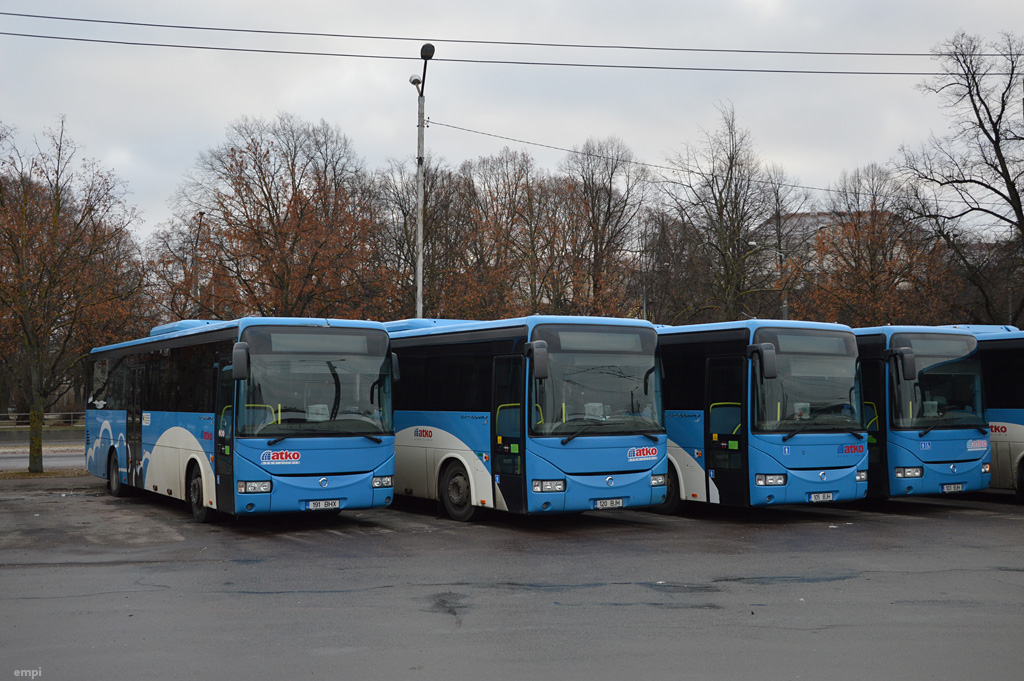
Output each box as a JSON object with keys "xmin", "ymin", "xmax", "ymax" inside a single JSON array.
[
  {"xmin": 705, "ymin": 356, "xmax": 748, "ymax": 506},
  {"xmin": 213, "ymin": 358, "xmax": 236, "ymax": 513},
  {"xmin": 126, "ymin": 364, "xmax": 145, "ymax": 488},
  {"xmin": 860, "ymin": 358, "xmax": 890, "ymax": 497},
  {"xmin": 492, "ymin": 355, "xmax": 526, "ymax": 514}
]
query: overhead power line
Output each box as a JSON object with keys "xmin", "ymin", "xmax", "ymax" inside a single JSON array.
[
  {"xmin": 0, "ymin": 31, "xmax": 972, "ymax": 76},
  {"xmin": 0, "ymin": 11, "xmax": 961, "ymax": 58},
  {"xmin": 430, "ymin": 120, "xmax": 825, "ymax": 191},
  {"xmin": 429, "ymin": 119, "xmax": 1013, "ymax": 212}
]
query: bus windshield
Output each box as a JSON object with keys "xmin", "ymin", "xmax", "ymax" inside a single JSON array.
[
  {"xmin": 752, "ymin": 328, "xmax": 862, "ymax": 434},
  {"xmin": 890, "ymin": 333, "xmax": 985, "ymax": 431},
  {"xmin": 529, "ymin": 324, "xmax": 663, "ymax": 438},
  {"xmin": 236, "ymin": 326, "xmax": 393, "ymax": 439}
]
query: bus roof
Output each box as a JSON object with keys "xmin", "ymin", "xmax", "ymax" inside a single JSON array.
[
  {"xmin": 384, "ymin": 315, "xmax": 656, "ymax": 340},
  {"xmin": 657, "ymin": 318, "xmax": 854, "ymax": 339},
  {"xmin": 944, "ymin": 324, "xmax": 1022, "ymax": 340},
  {"xmin": 92, "ymin": 317, "xmax": 388, "ymax": 355},
  {"xmin": 853, "ymin": 325, "xmax": 979, "ymax": 341}
]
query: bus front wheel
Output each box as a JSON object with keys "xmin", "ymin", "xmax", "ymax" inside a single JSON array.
[
  {"xmin": 1015, "ymin": 462, "xmax": 1024, "ymax": 505},
  {"xmin": 652, "ymin": 467, "xmax": 680, "ymax": 514},
  {"xmin": 440, "ymin": 462, "xmax": 478, "ymax": 522},
  {"xmin": 188, "ymin": 464, "xmax": 212, "ymax": 523},
  {"xmin": 108, "ymin": 451, "xmax": 130, "ymax": 498}
]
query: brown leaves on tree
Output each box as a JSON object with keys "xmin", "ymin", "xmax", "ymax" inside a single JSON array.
[
  {"xmin": 0, "ymin": 120, "xmax": 149, "ymax": 472},
  {"xmin": 786, "ymin": 166, "xmax": 963, "ymax": 327},
  {"xmin": 152, "ymin": 114, "xmax": 401, "ymax": 321}
]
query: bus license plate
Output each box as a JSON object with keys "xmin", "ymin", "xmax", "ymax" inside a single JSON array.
[
  {"xmin": 307, "ymin": 499, "xmax": 340, "ymax": 510},
  {"xmin": 810, "ymin": 492, "xmax": 833, "ymax": 503},
  {"xmin": 595, "ymin": 498, "xmax": 623, "ymax": 510},
  {"xmin": 942, "ymin": 484, "xmax": 963, "ymax": 493}
]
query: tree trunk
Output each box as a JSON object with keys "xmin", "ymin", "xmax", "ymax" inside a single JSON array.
[{"xmin": 28, "ymin": 398, "xmax": 44, "ymax": 474}]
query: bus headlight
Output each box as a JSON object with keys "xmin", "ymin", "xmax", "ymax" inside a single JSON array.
[
  {"xmin": 238, "ymin": 480, "xmax": 272, "ymax": 494},
  {"xmin": 982, "ymin": 463, "xmax": 990, "ymax": 474},
  {"xmin": 755, "ymin": 474, "xmax": 787, "ymax": 486},
  {"xmin": 650, "ymin": 474, "xmax": 667, "ymax": 487},
  {"xmin": 856, "ymin": 470, "xmax": 868, "ymax": 483},
  {"xmin": 372, "ymin": 476, "xmax": 393, "ymax": 488},
  {"xmin": 894, "ymin": 467, "xmax": 923, "ymax": 479},
  {"xmin": 532, "ymin": 479, "xmax": 566, "ymax": 493}
]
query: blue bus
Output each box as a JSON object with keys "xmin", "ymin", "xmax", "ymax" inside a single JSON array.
[
  {"xmin": 86, "ymin": 317, "xmax": 396, "ymax": 522},
  {"xmin": 854, "ymin": 326, "xmax": 990, "ymax": 498},
  {"xmin": 657, "ymin": 320, "xmax": 869, "ymax": 510},
  {"xmin": 945, "ymin": 325, "xmax": 1024, "ymax": 502},
  {"xmin": 384, "ymin": 316, "xmax": 668, "ymax": 520}
]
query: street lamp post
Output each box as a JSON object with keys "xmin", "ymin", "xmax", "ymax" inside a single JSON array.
[
  {"xmin": 410, "ymin": 43, "xmax": 434, "ymax": 318},
  {"xmin": 750, "ymin": 241, "xmax": 789, "ymax": 320},
  {"xmin": 193, "ymin": 211, "xmax": 205, "ymax": 317}
]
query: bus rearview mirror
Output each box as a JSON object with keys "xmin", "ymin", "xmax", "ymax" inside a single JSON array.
[
  {"xmin": 747, "ymin": 343, "xmax": 778, "ymax": 380},
  {"xmin": 391, "ymin": 353, "xmax": 400, "ymax": 382},
  {"xmin": 894, "ymin": 346, "xmax": 916, "ymax": 381},
  {"xmin": 527, "ymin": 340, "xmax": 549, "ymax": 380},
  {"xmin": 232, "ymin": 342, "xmax": 249, "ymax": 381}
]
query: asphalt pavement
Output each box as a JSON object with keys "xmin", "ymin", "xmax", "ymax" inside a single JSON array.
[{"xmin": 1, "ymin": 474, "xmax": 1022, "ymax": 681}]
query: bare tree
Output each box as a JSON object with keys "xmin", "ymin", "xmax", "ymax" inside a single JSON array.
[
  {"xmin": 559, "ymin": 137, "xmax": 650, "ymax": 316},
  {"xmin": 790, "ymin": 165, "xmax": 962, "ymax": 326},
  {"xmin": 0, "ymin": 119, "xmax": 147, "ymax": 472},
  {"xmin": 899, "ymin": 31, "xmax": 1024, "ymax": 322},
  {"xmin": 166, "ymin": 113, "xmax": 387, "ymax": 319},
  {"xmin": 659, "ymin": 105, "xmax": 794, "ymax": 322},
  {"xmin": 757, "ymin": 164, "xmax": 815, "ymax": 319},
  {"xmin": 637, "ymin": 205, "xmax": 716, "ymax": 324},
  {"xmin": 375, "ymin": 155, "xmax": 498, "ymax": 319}
]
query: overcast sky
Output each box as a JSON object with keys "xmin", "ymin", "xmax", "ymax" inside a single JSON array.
[{"xmin": 2, "ymin": 1, "xmax": 1022, "ymax": 239}]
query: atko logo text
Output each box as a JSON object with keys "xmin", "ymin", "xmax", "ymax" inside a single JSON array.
[
  {"xmin": 413, "ymin": 428, "xmax": 433, "ymax": 439},
  {"xmin": 627, "ymin": 446, "xmax": 659, "ymax": 461},
  {"xmin": 261, "ymin": 450, "xmax": 301, "ymax": 464},
  {"xmin": 837, "ymin": 444, "xmax": 866, "ymax": 455},
  {"xmin": 967, "ymin": 439, "xmax": 988, "ymax": 451}
]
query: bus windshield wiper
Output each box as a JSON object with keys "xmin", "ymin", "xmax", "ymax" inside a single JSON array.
[
  {"xmin": 918, "ymin": 417, "xmax": 988, "ymax": 438},
  {"xmin": 921, "ymin": 411, "xmax": 983, "ymax": 438},
  {"xmin": 782, "ymin": 419, "xmax": 864, "ymax": 442},
  {"xmin": 267, "ymin": 431, "xmax": 383, "ymax": 446},
  {"xmin": 781, "ymin": 423, "xmax": 814, "ymax": 442},
  {"xmin": 832, "ymin": 426, "xmax": 865, "ymax": 440},
  {"xmin": 560, "ymin": 421, "xmax": 601, "ymax": 445},
  {"xmin": 559, "ymin": 418, "xmax": 659, "ymax": 445},
  {"xmin": 352, "ymin": 432, "xmax": 383, "ymax": 444},
  {"xmin": 323, "ymin": 430, "xmax": 383, "ymax": 444}
]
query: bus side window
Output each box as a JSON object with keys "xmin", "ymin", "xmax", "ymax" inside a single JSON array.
[
  {"xmin": 242, "ymin": 404, "xmax": 277, "ymax": 430},
  {"xmin": 863, "ymin": 402, "xmax": 879, "ymax": 432},
  {"xmin": 709, "ymin": 402, "xmax": 742, "ymax": 436},
  {"xmin": 219, "ymin": 406, "xmax": 234, "ymax": 439},
  {"xmin": 495, "ymin": 404, "xmax": 521, "ymax": 440}
]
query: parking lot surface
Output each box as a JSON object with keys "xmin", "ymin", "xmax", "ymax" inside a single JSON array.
[{"xmin": 2, "ymin": 475, "xmax": 1023, "ymax": 680}]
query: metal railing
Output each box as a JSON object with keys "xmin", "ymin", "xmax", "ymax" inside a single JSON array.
[{"xmin": 1, "ymin": 412, "xmax": 86, "ymax": 428}]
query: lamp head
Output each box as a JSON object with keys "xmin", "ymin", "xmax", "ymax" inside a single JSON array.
[
  {"xmin": 409, "ymin": 75, "xmax": 422, "ymax": 86},
  {"xmin": 420, "ymin": 43, "xmax": 435, "ymax": 60}
]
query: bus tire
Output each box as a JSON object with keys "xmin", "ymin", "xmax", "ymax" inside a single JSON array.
[
  {"xmin": 188, "ymin": 463, "xmax": 212, "ymax": 523},
  {"xmin": 108, "ymin": 450, "xmax": 130, "ymax": 498},
  {"xmin": 1015, "ymin": 462, "xmax": 1024, "ymax": 505},
  {"xmin": 652, "ymin": 467, "xmax": 680, "ymax": 515},
  {"xmin": 440, "ymin": 461, "xmax": 478, "ymax": 522}
]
